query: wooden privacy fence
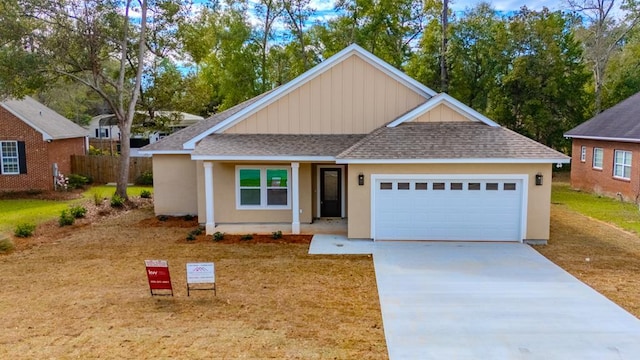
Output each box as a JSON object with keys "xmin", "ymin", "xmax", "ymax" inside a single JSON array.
[{"xmin": 71, "ymin": 155, "xmax": 152, "ymax": 184}]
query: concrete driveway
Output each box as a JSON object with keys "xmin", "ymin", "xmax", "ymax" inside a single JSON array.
[{"xmin": 373, "ymin": 242, "xmax": 640, "ymax": 359}]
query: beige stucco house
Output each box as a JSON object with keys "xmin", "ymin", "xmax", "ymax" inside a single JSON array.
[{"xmin": 141, "ymin": 45, "xmax": 569, "ymax": 243}]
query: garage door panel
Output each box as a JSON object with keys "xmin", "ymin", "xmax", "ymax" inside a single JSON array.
[{"xmin": 374, "ymin": 178, "xmax": 524, "ymax": 241}]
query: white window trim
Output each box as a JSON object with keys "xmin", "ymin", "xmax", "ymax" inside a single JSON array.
[
  {"xmin": 592, "ymin": 147, "xmax": 603, "ymax": 170},
  {"xmin": 613, "ymin": 150, "xmax": 632, "ymax": 180},
  {"xmin": 580, "ymin": 146, "xmax": 586, "ymax": 162},
  {"xmin": 236, "ymin": 166, "xmax": 291, "ymax": 210},
  {"xmin": 0, "ymin": 140, "xmax": 19, "ymax": 175}
]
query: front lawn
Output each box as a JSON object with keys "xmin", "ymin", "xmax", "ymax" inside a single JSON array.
[
  {"xmin": 0, "ymin": 206, "xmax": 386, "ymax": 359},
  {"xmin": 552, "ymin": 179, "xmax": 640, "ymax": 235},
  {"xmin": 0, "ymin": 186, "xmax": 152, "ymax": 235}
]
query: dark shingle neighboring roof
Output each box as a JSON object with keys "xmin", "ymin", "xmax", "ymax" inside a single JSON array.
[
  {"xmin": 193, "ymin": 134, "xmax": 366, "ymax": 158},
  {"xmin": 565, "ymin": 91, "xmax": 640, "ymax": 141},
  {"xmin": 1, "ymin": 96, "xmax": 87, "ymax": 139},
  {"xmin": 337, "ymin": 122, "xmax": 569, "ymax": 160},
  {"xmin": 141, "ymin": 91, "xmax": 272, "ymax": 152}
]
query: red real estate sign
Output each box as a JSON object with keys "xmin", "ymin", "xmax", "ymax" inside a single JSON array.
[{"xmin": 145, "ymin": 260, "xmax": 173, "ymax": 296}]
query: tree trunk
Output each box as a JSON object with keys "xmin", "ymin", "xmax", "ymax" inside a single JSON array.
[
  {"xmin": 116, "ymin": 126, "xmax": 131, "ymax": 198},
  {"xmin": 440, "ymin": 0, "xmax": 449, "ymax": 93}
]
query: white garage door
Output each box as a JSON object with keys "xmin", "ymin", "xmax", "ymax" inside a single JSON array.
[{"xmin": 373, "ymin": 177, "xmax": 525, "ymax": 241}]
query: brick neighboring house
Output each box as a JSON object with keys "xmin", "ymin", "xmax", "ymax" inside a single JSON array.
[
  {"xmin": 0, "ymin": 96, "xmax": 88, "ymax": 192},
  {"xmin": 565, "ymin": 91, "xmax": 640, "ymax": 201}
]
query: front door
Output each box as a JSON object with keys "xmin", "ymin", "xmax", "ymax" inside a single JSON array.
[{"xmin": 320, "ymin": 168, "xmax": 342, "ymax": 217}]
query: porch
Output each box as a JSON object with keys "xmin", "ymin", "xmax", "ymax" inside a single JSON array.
[{"xmin": 212, "ymin": 218, "xmax": 347, "ymax": 236}]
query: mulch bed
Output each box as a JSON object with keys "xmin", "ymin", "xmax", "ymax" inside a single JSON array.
[
  {"xmin": 0, "ymin": 189, "xmax": 84, "ymax": 201},
  {"xmin": 178, "ymin": 233, "xmax": 313, "ymax": 244}
]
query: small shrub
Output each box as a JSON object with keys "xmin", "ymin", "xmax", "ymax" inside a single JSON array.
[
  {"xmin": 59, "ymin": 210, "xmax": 75, "ymax": 227},
  {"xmin": 69, "ymin": 205, "xmax": 87, "ymax": 218},
  {"xmin": 240, "ymin": 234, "xmax": 254, "ymax": 241},
  {"xmin": 136, "ymin": 171, "xmax": 154, "ymax": 185},
  {"xmin": 140, "ymin": 189, "xmax": 152, "ymax": 199},
  {"xmin": 213, "ymin": 231, "xmax": 225, "ymax": 241},
  {"xmin": 14, "ymin": 223, "xmax": 36, "ymax": 238},
  {"xmin": 190, "ymin": 227, "xmax": 203, "ymax": 236},
  {"xmin": 67, "ymin": 174, "xmax": 89, "ymax": 189},
  {"xmin": 186, "ymin": 232, "xmax": 196, "ymax": 241},
  {"xmin": 0, "ymin": 237, "xmax": 14, "ymax": 253},
  {"xmin": 183, "ymin": 214, "xmax": 195, "ymax": 221},
  {"xmin": 110, "ymin": 194, "xmax": 125, "ymax": 208},
  {"xmin": 271, "ymin": 230, "xmax": 282, "ymax": 239},
  {"xmin": 157, "ymin": 215, "xmax": 169, "ymax": 222},
  {"xmin": 93, "ymin": 192, "xmax": 104, "ymax": 206}
]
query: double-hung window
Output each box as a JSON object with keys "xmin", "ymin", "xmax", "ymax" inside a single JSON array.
[
  {"xmin": 1, "ymin": 141, "xmax": 19, "ymax": 175},
  {"xmin": 237, "ymin": 167, "xmax": 290, "ymax": 209},
  {"xmin": 593, "ymin": 148, "xmax": 603, "ymax": 169},
  {"xmin": 580, "ymin": 146, "xmax": 587, "ymax": 162},
  {"xmin": 614, "ymin": 150, "xmax": 632, "ymax": 180}
]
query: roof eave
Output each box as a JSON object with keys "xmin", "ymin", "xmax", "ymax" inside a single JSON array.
[
  {"xmin": 138, "ymin": 149, "xmax": 193, "ymax": 155},
  {"xmin": 191, "ymin": 155, "xmax": 336, "ymax": 161},
  {"xmin": 564, "ymin": 134, "xmax": 640, "ymax": 143},
  {"xmin": 1, "ymin": 103, "xmax": 53, "ymax": 140},
  {"xmin": 336, "ymin": 158, "xmax": 571, "ymax": 164}
]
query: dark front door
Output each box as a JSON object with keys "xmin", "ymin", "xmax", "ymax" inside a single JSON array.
[{"xmin": 320, "ymin": 168, "xmax": 342, "ymax": 217}]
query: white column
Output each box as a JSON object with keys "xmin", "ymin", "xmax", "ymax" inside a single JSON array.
[
  {"xmin": 291, "ymin": 162, "xmax": 300, "ymax": 234},
  {"xmin": 203, "ymin": 162, "xmax": 215, "ymax": 234}
]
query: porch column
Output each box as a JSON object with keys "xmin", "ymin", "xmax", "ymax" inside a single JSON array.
[
  {"xmin": 203, "ymin": 162, "xmax": 215, "ymax": 234},
  {"xmin": 291, "ymin": 162, "xmax": 300, "ymax": 234}
]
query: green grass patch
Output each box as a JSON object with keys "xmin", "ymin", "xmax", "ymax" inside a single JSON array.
[
  {"xmin": 83, "ymin": 185, "xmax": 153, "ymax": 199},
  {"xmin": 0, "ymin": 185, "xmax": 153, "ymax": 233},
  {"xmin": 552, "ymin": 182, "xmax": 640, "ymax": 234}
]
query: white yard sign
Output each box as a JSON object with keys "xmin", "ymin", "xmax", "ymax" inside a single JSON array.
[{"xmin": 186, "ymin": 263, "xmax": 215, "ymax": 284}]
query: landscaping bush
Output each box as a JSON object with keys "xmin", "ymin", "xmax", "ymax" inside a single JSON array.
[
  {"xmin": 272, "ymin": 230, "xmax": 283, "ymax": 239},
  {"xmin": 93, "ymin": 192, "xmax": 104, "ymax": 206},
  {"xmin": 110, "ymin": 194, "xmax": 125, "ymax": 208},
  {"xmin": 240, "ymin": 234, "xmax": 254, "ymax": 241},
  {"xmin": 184, "ymin": 214, "xmax": 195, "ymax": 221},
  {"xmin": 136, "ymin": 171, "xmax": 153, "ymax": 185},
  {"xmin": 0, "ymin": 237, "xmax": 14, "ymax": 253},
  {"xmin": 213, "ymin": 231, "xmax": 225, "ymax": 241},
  {"xmin": 140, "ymin": 189, "xmax": 152, "ymax": 199},
  {"xmin": 14, "ymin": 223, "xmax": 36, "ymax": 238},
  {"xmin": 59, "ymin": 210, "xmax": 75, "ymax": 227},
  {"xmin": 157, "ymin": 215, "xmax": 169, "ymax": 222},
  {"xmin": 69, "ymin": 205, "xmax": 87, "ymax": 218},
  {"xmin": 191, "ymin": 227, "xmax": 203, "ymax": 236},
  {"xmin": 67, "ymin": 174, "xmax": 90, "ymax": 189},
  {"xmin": 186, "ymin": 233, "xmax": 196, "ymax": 241}
]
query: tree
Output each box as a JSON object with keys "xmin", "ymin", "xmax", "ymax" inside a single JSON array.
[
  {"xmin": 489, "ymin": 8, "xmax": 590, "ymax": 150},
  {"xmin": 440, "ymin": 0, "xmax": 449, "ymax": 92},
  {"xmin": 1, "ymin": 0, "xmax": 185, "ymax": 200},
  {"xmin": 569, "ymin": 0, "xmax": 640, "ymax": 114}
]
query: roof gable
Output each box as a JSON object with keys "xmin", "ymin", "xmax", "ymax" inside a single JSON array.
[
  {"xmin": 182, "ymin": 44, "xmax": 436, "ymax": 149},
  {"xmin": 1, "ymin": 96, "xmax": 87, "ymax": 140},
  {"xmin": 387, "ymin": 93, "xmax": 499, "ymax": 128},
  {"xmin": 565, "ymin": 91, "xmax": 640, "ymax": 142}
]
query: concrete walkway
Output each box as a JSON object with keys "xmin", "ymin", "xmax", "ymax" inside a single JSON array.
[{"xmin": 309, "ymin": 237, "xmax": 640, "ymax": 359}]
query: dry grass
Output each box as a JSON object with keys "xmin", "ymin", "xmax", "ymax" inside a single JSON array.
[
  {"xmin": 0, "ymin": 206, "xmax": 386, "ymax": 359},
  {"xmin": 535, "ymin": 204, "xmax": 640, "ymax": 318}
]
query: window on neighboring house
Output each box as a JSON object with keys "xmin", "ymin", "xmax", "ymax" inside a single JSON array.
[
  {"xmin": 95, "ymin": 128, "xmax": 109, "ymax": 138},
  {"xmin": 580, "ymin": 146, "xmax": 587, "ymax": 162},
  {"xmin": 1, "ymin": 141, "xmax": 19, "ymax": 175},
  {"xmin": 237, "ymin": 167, "xmax": 290, "ymax": 209},
  {"xmin": 593, "ymin": 148, "xmax": 603, "ymax": 169},
  {"xmin": 614, "ymin": 150, "xmax": 632, "ymax": 180}
]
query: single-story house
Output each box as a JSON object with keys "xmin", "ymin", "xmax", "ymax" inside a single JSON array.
[
  {"xmin": 141, "ymin": 44, "xmax": 569, "ymax": 243},
  {"xmin": 0, "ymin": 96, "xmax": 88, "ymax": 191},
  {"xmin": 88, "ymin": 111, "xmax": 204, "ymax": 157},
  {"xmin": 565, "ymin": 91, "xmax": 640, "ymax": 201}
]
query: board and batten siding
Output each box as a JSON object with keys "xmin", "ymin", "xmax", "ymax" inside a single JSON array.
[
  {"xmin": 224, "ymin": 55, "xmax": 426, "ymax": 135},
  {"xmin": 412, "ymin": 103, "xmax": 469, "ymax": 123}
]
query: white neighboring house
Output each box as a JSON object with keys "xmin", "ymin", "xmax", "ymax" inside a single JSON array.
[{"xmin": 87, "ymin": 111, "xmax": 204, "ymax": 157}]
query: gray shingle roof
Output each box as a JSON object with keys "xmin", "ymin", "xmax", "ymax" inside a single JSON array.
[
  {"xmin": 337, "ymin": 122, "xmax": 569, "ymax": 160},
  {"xmin": 141, "ymin": 91, "xmax": 273, "ymax": 152},
  {"xmin": 565, "ymin": 91, "xmax": 640, "ymax": 140},
  {"xmin": 1, "ymin": 96, "xmax": 87, "ymax": 139},
  {"xmin": 193, "ymin": 134, "xmax": 366, "ymax": 158}
]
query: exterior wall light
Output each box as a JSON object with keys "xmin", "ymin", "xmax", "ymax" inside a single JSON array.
[
  {"xmin": 535, "ymin": 173, "xmax": 543, "ymax": 186},
  {"xmin": 358, "ymin": 173, "xmax": 365, "ymax": 186}
]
